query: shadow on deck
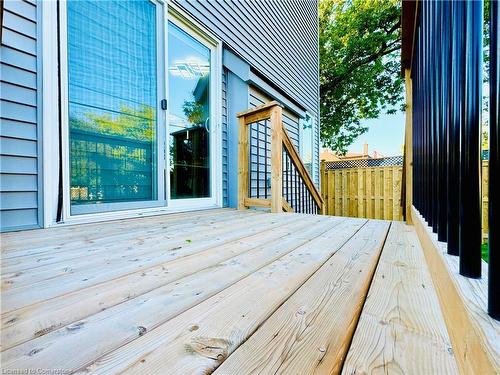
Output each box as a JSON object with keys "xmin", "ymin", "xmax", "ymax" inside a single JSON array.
[{"xmin": 1, "ymin": 209, "xmax": 457, "ymax": 374}]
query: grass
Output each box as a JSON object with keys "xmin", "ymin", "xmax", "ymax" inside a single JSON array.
[{"xmin": 482, "ymin": 242, "xmax": 489, "ymax": 263}]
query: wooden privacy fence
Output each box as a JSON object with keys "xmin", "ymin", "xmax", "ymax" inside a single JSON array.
[
  {"xmin": 321, "ymin": 162, "xmax": 404, "ymax": 221},
  {"xmin": 321, "ymin": 160, "xmax": 489, "ymax": 238}
]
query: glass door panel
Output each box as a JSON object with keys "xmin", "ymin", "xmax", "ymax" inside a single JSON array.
[
  {"xmin": 67, "ymin": 0, "xmax": 159, "ymax": 213},
  {"xmin": 168, "ymin": 22, "xmax": 211, "ymax": 199}
]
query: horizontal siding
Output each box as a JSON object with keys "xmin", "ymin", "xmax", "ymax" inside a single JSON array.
[
  {"xmin": 0, "ymin": 82, "xmax": 37, "ymax": 106},
  {"xmin": 1, "ymin": 0, "xmax": 40, "ymax": 231},
  {"xmin": 0, "ymin": 174, "xmax": 37, "ymax": 192},
  {"xmin": 0, "ymin": 192, "xmax": 38, "ymax": 210},
  {"xmin": 249, "ymin": 86, "xmax": 300, "ymax": 149},
  {"xmin": 0, "ymin": 209, "xmax": 38, "ymax": 229},
  {"xmin": 0, "ymin": 119, "xmax": 37, "ymax": 140},
  {"xmin": 0, "ymin": 46, "xmax": 37, "ymax": 72},
  {"xmin": 173, "ymin": 0, "xmax": 319, "ymax": 116}
]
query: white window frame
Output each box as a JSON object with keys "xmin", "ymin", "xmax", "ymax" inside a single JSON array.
[
  {"xmin": 299, "ymin": 112, "xmax": 315, "ymax": 177},
  {"xmin": 41, "ymin": 0, "xmax": 223, "ymax": 227}
]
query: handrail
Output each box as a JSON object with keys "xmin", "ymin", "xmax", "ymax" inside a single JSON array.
[{"xmin": 237, "ymin": 102, "xmax": 324, "ymax": 214}]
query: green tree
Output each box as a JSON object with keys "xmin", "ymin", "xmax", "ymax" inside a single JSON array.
[{"xmin": 320, "ymin": 0, "xmax": 403, "ymax": 154}]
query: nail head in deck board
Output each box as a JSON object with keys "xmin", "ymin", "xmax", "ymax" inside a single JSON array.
[
  {"xmin": 342, "ymin": 221, "xmax": 459, "ymax": 375},
  {"xmin": 215, "ymin": 219, "xmax": 390, "ymax": 374}
]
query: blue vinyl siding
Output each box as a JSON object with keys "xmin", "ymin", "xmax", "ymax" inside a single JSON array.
[
  {"xmin": 173, "ymin": 0, "xmax": 319, "ymax": 116},
  {"xmin": 175, "ymin": 0, "xmax": 320, "ymax": 186},
  {"xmin": 0, "ymin": 0, "xmax": 40, "ymax": 231}
]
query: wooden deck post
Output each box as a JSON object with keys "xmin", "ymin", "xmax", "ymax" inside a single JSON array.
[
  {"xmin": 270, "ymin": 106, "xmax": 283, "ymax": 213},
  {"xmin": 238, "ymin": 116, "xmax": 249, "ymax": 210},
  {"xmin": 404, "ymin": 68, "xmax": 413, "ymax": 224}
]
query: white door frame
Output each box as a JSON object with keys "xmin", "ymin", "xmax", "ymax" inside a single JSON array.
[
  {"xmin": 41, "ymin": 0, "xmax": 223, "ymax": 227},
  {"xmin": 166, "ymin": 10, "xmax": 222, "ymax": 211}
]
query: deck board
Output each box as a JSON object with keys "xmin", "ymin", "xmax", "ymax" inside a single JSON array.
[
  {"xmin": 1, "ymin": 214, "xmax": 314, "ymax": 350},
  {"xmin": 0, "ymin": 209, "xmax": 457, "ymax": 374},
  {"xmin": 79, "ymin": 217, "xmax": 367, "ymax": 374},
  {"xmin": 215, "ymin": 219, "xmax": 390, "ymax": 375},
  {"xmin": 342, "ymin": 221, "xmax": 459, "ymax": 374}
]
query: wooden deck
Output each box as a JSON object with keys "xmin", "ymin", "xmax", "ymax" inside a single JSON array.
[{"xmin": 1, "ymin": 209, "xmax": 458, "ymax": 374}]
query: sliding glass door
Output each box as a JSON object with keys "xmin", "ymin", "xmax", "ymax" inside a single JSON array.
[
  {"xmin": 65, "ymin": 1, "xmax": 218, "ymax": 216},
  {"xmin": 168, "ymin": 22, "xmax": 214, "ymax": 201},
  {"xmin": 66, "ymin": 0, "xmax": 164, "ymax": 215}
]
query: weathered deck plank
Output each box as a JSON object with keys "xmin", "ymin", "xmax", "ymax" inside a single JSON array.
[
  {"xmin": 215, "ymin": 219, "xmax": 390, "ymax": 374},
  {"xmin": 342, "ymin": 221, "xmax": 459, "ymax": 374}
]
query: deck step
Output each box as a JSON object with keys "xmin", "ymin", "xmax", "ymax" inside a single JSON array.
[
  {"xmin": 342, "ymin": 221, "xmax": 459, "ymax": 374},
  {"xmin": 215, "ymin": 219, "xmax": 390, "ymax": 374}
]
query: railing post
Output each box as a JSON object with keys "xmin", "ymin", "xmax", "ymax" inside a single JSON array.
[
  {"xmin": 320, "ymin": 161, "xmax": 326, "ymax": 215},
  {"xmin": 404, "ymin": 69, "xmax": 413, "ymax": 224},
  {"xmin": 270, "ymin": 106, "xmax": 283, "ymax": 213},
  {"xmin": 237, "ymin": 115, "xmax": 249, "ymax": 210}
]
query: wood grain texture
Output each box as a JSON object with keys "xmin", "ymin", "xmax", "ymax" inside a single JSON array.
[
  {"xmin": 321, "ymin": 166, "xmax": 403, "ymax": 221},
  {"xmin": 342, "ymin": 221, "xmax": 459, "ymax": 375},
  {"xmin": 3, "ymin": 216, "xmax": 341, "ymax": 371},
  {"xmin": 237, "ymin": 116, "xmax": 249, "ymax": 210},
  {"xmin": 412, "ymin": 207, "xmax": 500, "ymax": 375},
  {"xmin": 270, "ymin": 106, "xmax": 283, "ymax": 213},
  {"xmin": 404, "ymin": 69, "xmax": 413, "ymax": 224},
  {"xmin": 2, "ymin": 213, "xmax": 279, "ymax": 311},
  {"xmin": 1, "ymin": 215, "xmax": 306, "ymax": 350},
  {"xmin": 73, "ymin": 218, "xmax": 368, "ymax": 374},
  {"xmin": 215, "ymin": 219, "xmax": 390, "ymax": 375}
]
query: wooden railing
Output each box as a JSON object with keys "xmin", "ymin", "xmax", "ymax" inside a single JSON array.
[{"xmin": 237, "ymin": 101, "xmax": 324, "ymax": 214}]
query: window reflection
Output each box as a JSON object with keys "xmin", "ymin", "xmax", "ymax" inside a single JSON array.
[
  {"xmin": 168, "ymin": 22, "xmax": 211, "ymax": 199},
  {"xmin": 67, "ymin": 0, "xmax": 157, "ymax": 208},
  {"xmin": 301, "ymin": 114, "xmax": 314, "ymax": 176}
]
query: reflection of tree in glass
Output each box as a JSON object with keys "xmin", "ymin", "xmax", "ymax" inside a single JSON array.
[
  {"xmin": 71, "ymin": 104, "xmax": 156, "ymax": 142},
  {"xmin": 182, "ymin": 100, "xmax": 205, "ymax": 126},
  {"xmin": 69, "ymin": 104, "xmax": 156, "ymax": 203}
]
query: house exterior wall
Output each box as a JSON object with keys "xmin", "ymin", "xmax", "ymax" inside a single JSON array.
[
  {"xmin": 0, "ymin": 0, "xmax": 320, "ymax": 230},
  {"xmin": 0, "ymin": 0, "xmax": 41, "ymax": 231},
  {"xmin": 173, "ymin": 0, "xmax": 319, "ymax": 116}
]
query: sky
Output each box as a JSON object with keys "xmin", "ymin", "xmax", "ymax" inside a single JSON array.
[{"xmin": 347, "ymin": 111, "xmax": 406, "ymax": 157}]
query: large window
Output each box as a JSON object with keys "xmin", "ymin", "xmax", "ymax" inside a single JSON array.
[
  {"xmin": 300, "ymin": 114, "xmax": 314, "ymax": 176},
  {"xmin": 67, "ymin": 0, "xmax": 158, "ymax": 212}
]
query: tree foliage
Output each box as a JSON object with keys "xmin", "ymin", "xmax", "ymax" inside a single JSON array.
[{"xmin": 319, "ymin": 0, "xmax": 403, "ymax": 153}]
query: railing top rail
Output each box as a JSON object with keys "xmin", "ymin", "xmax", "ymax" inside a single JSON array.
[{"xmin": 236, "ymin": 101, "xmax": 282, "ymax": 119}]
